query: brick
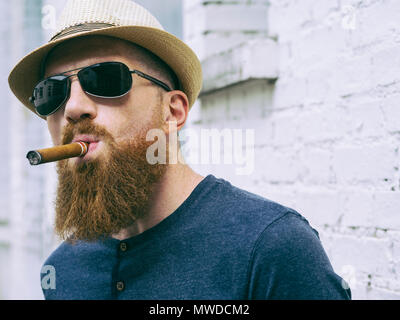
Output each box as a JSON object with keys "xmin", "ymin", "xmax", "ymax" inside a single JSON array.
[
  {"xmin": 296, "ymin": 108, "xmax": 327, "ymax": 143},
  {"xmin": 293, "ymin": 190, "xmax": 344, "ymax": 227},
  {"xmin": 204, "ymin": 3, "xmax": 269, "ymax": 32},
  {"xmin": 391, "ymin": 239, "xmax": 400, "ymax": 263},
  {"xmin": 272, "ymin": 110, "xmax": 300, "ymax": 147},
  {"xmin": 366, "ymin": 286, "xmax": 400, "ymax": 299},
  {"xmin": 373, "ymin": 192, "xmax": 400, "ymax": 230},
  {"xmin": 334, "ymin": 54, "xmax": 373, "ymax": 97},
  {"xmin": 183, "ymin": 36, "xmax": 206, "ymax": 61},
  {"xmin": 304, "ymin": 66, "xmax": 337, "ymax": 104},
  {"xmin": 250, "ymin": 119, "xmax": 275, "ymax": 149},
  {"xmin": 299, "ymin": 148, "xmax": 332, "ymax": 184},
  {"xmin": 273, "ymin": 78, "xmax": 307, "ymax": 109},
  {"xmin": 247, "ymin": 145, "xmax": 274, "ymax": 181},
  {"xmin": 341, "ymin": 190, "xmax": 375, "ymax": 227},
  {"xmin": 371, "ymin": 45, "xmax": 400, "ymax": 87},
  {"xmin": 227, "ymin": 80, "xmax": 272, "ymax": 119},
  {"xmin": 268, "ymin": 0, "xmax": 312, "ymax": 39},
  {"xmin": 329, "ymin": 235, "xmax": 392, "ymax": 276},
  {"xmin": 373, "ymin": 275, "xmax": 400, "ymax": 291},
  {"xmin": 357, "ymin": 0, "xmax": 400, "ymax": 47},
  {"xmin": 183, "ymin": 3, "xmax": 206, "ymax": 39},
  {"xmin": 318, "ymin": 105, "xmax": 352, "ymax": 141},
  {"xmin": 199, "ymin": 89, "xmax": 229, "ymax": 124},
  {"xmin": 184, "ymin": 0, "xmax": 269, "ymax": 59},
  {"xmin": 332, "ymin": 144, "xmax": 397, "ymax": 183},
  {"xmin": 201, "ymin": 78, "xmax": 274, "ymax": 125},
  {"xmin": 201, "ymin": 39, "xmax": 278, "ymax": 93},
  {"xmin": 255, "ymin": 147, "xmax": 301, "ymax": 182},
  {"xmin": 293, "ymin": 26, "xmax": 347, "ymax": 68},
  {"xmin": 347, "ymin": 100, "xmax": 386, "ymax": 138},
  {"xmin": 183, "ymin": 0, "xmax": 204, "ymax": 12},
  {"xmin": 311, "ymin": 0, "xmax": 340, "ymax": 19},
  {"xmin": 382, "ymin": 94, "xmax": 400, "ymax": 133},
  {"xmin": 200, "ymin": 32, "xmax": 263, "ymax": 60}
]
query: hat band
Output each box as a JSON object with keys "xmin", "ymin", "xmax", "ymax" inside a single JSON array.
[{"xmin": 50, "ymin": 23, "xmax": 116, "ymax": 42}]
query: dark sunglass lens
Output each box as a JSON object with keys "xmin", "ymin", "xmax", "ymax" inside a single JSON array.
[
  {"xmin": 34, "ymin": 76, "xmax": 69, "ymax": 116},
  {"xmin": 79, "ymin": 63, "xmax": 132, "ymax": 97}
]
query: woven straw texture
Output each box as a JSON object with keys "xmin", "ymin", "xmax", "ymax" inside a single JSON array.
[{"xmin": 55, "ymin": 0, "xmax": 163, "ymax": 37}]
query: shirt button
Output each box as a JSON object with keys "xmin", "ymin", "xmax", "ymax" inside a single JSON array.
[
  {"xmin": 120, "ymin": 242, "xmax": 128, "ymax": 252},
  {"xmin": 116, "ymin": 281, "xmax": 125, "ymax": 292}
]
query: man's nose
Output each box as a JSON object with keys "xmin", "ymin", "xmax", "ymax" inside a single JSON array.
[{"xmin": 64, "ymin": 78, "xmax": 97, "ymax": 123}]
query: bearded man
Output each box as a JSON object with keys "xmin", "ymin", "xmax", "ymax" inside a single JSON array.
[{"xmin": 8, "ymin": 0, "xmax": 351, "ymax": 300}]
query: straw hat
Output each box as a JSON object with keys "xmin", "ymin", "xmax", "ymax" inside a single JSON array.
[{"xmin": 8, "ymin": 0, "xmax": 202, "ymax": 119}]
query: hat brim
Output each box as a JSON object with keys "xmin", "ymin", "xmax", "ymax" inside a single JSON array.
[{"xmin": 8, "ymin": 25, "xmax": 202, "ymax": 119}]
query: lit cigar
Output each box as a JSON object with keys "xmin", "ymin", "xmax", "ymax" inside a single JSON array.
[{"xmin": 26, "ymin": 142, "xmax": 89, "ymax": 165}]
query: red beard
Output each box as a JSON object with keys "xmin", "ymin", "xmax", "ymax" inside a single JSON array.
[{"xmin": 54, "ymin": 118, "xmax": 166, "ymax": 243}]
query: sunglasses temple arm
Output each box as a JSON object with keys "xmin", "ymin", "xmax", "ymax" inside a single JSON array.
[{"xmin": 131, "ymin": 70, "xmax": 172, "ymax": 92}]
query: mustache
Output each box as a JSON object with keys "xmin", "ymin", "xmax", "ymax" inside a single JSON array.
[{"xmin": 61, "ymin": 119, "xmax": 114, "ymax": 145}]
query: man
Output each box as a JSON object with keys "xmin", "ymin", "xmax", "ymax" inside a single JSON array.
[{"xmin": 8, "ymin": 0, "xmax": 351, "ymax": 300}]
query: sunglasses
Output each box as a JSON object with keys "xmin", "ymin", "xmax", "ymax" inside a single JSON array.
[{"xmin": 29, "ymin": 61, "xmax": 173, "ymax": 116}]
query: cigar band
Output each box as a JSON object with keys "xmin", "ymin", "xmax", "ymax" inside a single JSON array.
[{"xmin": 77, "ymin": 142, "xmax": 88, "ymax": 156}]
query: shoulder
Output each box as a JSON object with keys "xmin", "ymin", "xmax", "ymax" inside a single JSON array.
[
  {"xmin": 41, "ymin": 240, "xmax": 89, "ymax": 285},
  {"xmin": 246, "ymin": 212, "xmax": 351, "ymax": 299},
  {"xmin": 42, "ymin": 240, "xmax": 74, "ymax": 267},
  {"xmin": 200, "ymin": 176, "xmax": 351, "ymax": 299},
  {"xmin": 194, "ymin": 175, "xmax": 322, "ymax": 259},
  {"xmin": 200, "ymin": 175, "xmax": 312, "ymax": 236}
]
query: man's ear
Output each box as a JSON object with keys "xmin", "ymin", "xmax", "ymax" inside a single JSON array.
[{"xmin": 161, "ymin": 90, "xmax": 189, "ymax": 135}]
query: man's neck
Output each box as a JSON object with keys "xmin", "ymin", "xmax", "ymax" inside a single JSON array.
[{"xmin": 112, "ymin": 164, "xmax": 204, "ymax": 240}]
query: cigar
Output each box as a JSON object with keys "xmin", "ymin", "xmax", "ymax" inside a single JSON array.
[{"xmin": 26, "ymin": 142, "xmax": 89, "ymax": 165}]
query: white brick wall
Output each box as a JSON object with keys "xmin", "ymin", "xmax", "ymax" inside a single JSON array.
[
  {"xmin": 184, "ymin": 0, "xmax": 400, "ymax": 299},
  {"xmin": 184, "ymin": 0, "xmax": 270, "ymax": 60}
]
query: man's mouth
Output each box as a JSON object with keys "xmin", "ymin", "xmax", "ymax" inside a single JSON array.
[{"xmin": 72, "ymin": 135, "xmax": 101, "ymax": 160}]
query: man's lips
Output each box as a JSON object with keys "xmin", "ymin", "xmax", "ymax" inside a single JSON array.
[
  {"xmin": 71, "ymin": 135, "xmax": 101, "ymax": 158},
  {"xmin": 86, "ymin": 142, "xmax": 99, "ymax": 154}
]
